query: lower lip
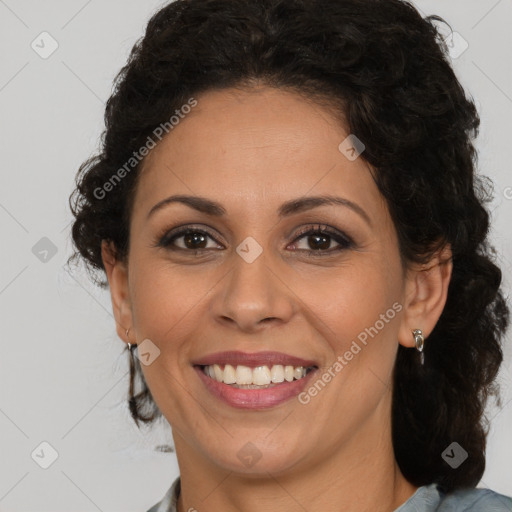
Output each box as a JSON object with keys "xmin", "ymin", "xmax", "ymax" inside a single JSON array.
[{"xmin": 194, "ymin": 366, "xmax": 317, "ymax": 409}]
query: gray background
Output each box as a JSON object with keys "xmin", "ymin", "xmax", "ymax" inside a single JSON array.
[{"xmin": 0, "ymin": 0, "xmax": 511, "ymax": 510}]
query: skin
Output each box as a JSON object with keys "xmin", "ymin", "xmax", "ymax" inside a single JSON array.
[{"xmin": 102, "ymin": 85, "xmax": 452, "ymax": 512}]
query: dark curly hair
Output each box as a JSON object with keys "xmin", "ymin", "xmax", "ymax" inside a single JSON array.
[{"xmin": 67, "ymin": 0, "xmax": 510, "ymax": 494}]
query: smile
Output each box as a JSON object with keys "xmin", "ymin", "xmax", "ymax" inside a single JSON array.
[{"xmin": 194, "ymin": 365, "xmax": 319, "ymax": 409}]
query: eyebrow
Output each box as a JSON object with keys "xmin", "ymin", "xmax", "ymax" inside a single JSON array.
[{"xmin": 146, "ymin": 194, "xmax": 372, "ymax": 226}]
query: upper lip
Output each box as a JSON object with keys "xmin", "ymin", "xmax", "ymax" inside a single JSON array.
[{"xmin": 191, "ymin": 351, "xmax": 318, "ymax": 368}]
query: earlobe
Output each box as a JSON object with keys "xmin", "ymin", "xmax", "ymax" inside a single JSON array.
[
  {"xmin": 398, "ymin": 244, "xmax": 453, "ymax": 348},
  {"xmin": 101, "ymin": 240, "xmax": 134, "ymax": 344}
]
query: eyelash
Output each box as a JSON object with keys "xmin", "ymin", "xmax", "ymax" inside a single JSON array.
[{"xmin": 154, "ymin": 224, "xmax": 354, "ymax": 256}]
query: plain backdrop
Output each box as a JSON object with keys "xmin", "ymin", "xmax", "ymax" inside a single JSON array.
[{"xmin": 0, "ymin": 0, "xmax": 511, "ymax": 510}]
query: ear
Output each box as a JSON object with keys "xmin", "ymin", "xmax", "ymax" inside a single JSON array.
[
  {"xmin": 101, "ymin": 240, "xmax": 134, "ymax": 346},
  {"xmin": 398, "ymin": 243, "xmax": 453, "ymax": 348}
]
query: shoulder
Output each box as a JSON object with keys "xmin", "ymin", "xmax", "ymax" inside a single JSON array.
[
  {"xmin": 145, "ymin": 476, "xmax": 181, "ymax": 512},
  {"xmin": 396, "ymin": 483, "xmax": 512, "ymax": 512},
  {"xmin": 437, "ymin": 486, "xmax": 512, "ymax": 511}
]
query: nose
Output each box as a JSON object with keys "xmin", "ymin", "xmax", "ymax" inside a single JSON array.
[{"xmin": 210, "ymin": 250, "xmax": 296, "ymax": 333}]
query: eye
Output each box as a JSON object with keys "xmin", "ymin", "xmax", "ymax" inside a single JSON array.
[
  {"xmin": 289, "ymin": 224, "xmax": 353, "ymax": 255},
  {"xmin": 155, "ymin": 226, "xmax": 223, "ymax": 251}
]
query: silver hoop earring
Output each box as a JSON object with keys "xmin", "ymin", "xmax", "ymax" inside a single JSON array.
[{"xmin": 412, "ymin": 329, "xmax": 424, "ymax": 366}]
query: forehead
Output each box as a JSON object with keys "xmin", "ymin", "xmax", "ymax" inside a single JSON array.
[{"xmin": 132, "ymin": 86, "xmax": 386, "ymax": 223}]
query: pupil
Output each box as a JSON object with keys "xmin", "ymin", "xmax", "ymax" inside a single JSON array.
[
  {"xmin": 309, "ymin": 234, "xmax": 330, "ymax": 250},
  {"xmin": 185, "ymin": 232, "xmax": 206, "ymax": 249}
]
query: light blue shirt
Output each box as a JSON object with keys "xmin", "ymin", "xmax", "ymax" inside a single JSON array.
[{"xmin": 147, "ymin": 477, "xmax": 512, "ymax": 511}]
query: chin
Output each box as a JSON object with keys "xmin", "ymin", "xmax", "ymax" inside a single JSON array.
[{"xmin": 204, "ymin": 443, "xmax": 308, "ymax": 477}]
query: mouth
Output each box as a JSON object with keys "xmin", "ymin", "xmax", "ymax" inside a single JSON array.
[
  {"xmin": 196, "ymin": 363, "xmax": 317, "ymax": 389},
  {"xmin": 191, "ymin": 351, "xmax": 319, "ymax": 409}
]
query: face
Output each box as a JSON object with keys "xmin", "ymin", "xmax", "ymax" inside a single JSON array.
[{"xmin": 106, "ymin": 86, "xmax": 432, "ymax": 476}]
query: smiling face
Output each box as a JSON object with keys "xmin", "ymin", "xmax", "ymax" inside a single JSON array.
[{"xmin": 102, "ymin": 85, "xmax": 448, "ymax": 480}]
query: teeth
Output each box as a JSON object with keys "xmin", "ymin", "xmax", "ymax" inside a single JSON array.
[
  {"xmin": 213, "ymin": 364, "xmax": 223, "ymax": 382},
  {"xmin": 270, "ymin": 364, "xmax": 285, "ymax": 383},
  {"xmin": 223, "ymin": 364, "xmax": 236, "ymax": 384},
  {"xmin": 202, "ymin": 363, "xmax": 311, "ymax": 386},
  {"xmin": 235, "ymin": 365, "xmax": 253, "ymax": 385},
  {"xmin": 253, "ymin": 366, "xmax": 272, "ymax": 385}
]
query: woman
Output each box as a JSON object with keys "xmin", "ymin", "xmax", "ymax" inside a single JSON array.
[{"xmin": 68, "ymin": 0, "xmax": 512, "ymax": 510}]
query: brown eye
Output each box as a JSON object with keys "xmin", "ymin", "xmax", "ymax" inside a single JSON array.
[
  {"xmin": 305, "ymin": 233, "xmax": 331, "ymax": 251},
  {"xmin": 181, "ymin": 231, "xmax": 208, "ymax": 249},
  {"xmin": 290, "ymin": 225, "xmax": 353, "ymax": 255},
  {"xmin": 157, "ymin": 227, "xmax": 223, "ymax": 251}
]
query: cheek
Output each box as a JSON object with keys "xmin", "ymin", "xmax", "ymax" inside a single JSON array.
[
  {"xmin": 129, "ymin": 257, "xmax": 214, "ymax": 338},
  {"xmin": 129, "ymin": 261, "xmax": 206, "ymax": 420},
  {"xmin": 298, "ymin": 261, "xmax": 401, "ymax": 347},
  {"xmin": 304, "ymin": 265, "xmax": 402, "ymax": 413}
]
